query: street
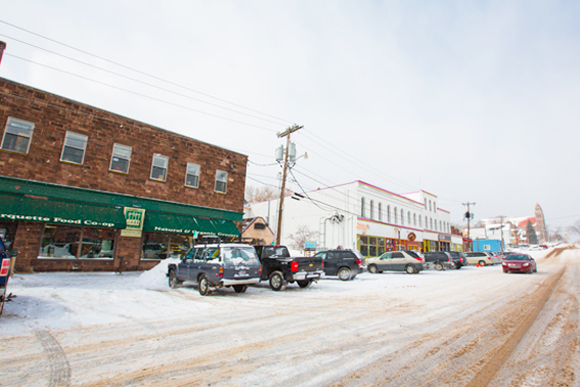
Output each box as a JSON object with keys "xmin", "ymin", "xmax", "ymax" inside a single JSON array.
[{"xmin": 1, "ymin": 248, "xmax": 578, "ymax": 386}]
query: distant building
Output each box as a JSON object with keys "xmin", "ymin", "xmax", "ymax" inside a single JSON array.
[
  {"xmin": 241, "ymin": 216, "xmax": 275, "ymax": 245},
  {"xmin": 534, "ymin": 203, "xmax": 547, "ymax": 243},
  {"xmin": 245, "ymin": 180, "xmax": 460, "ymax": 256}
]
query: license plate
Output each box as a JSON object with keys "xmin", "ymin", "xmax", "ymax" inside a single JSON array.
[
  {"xmin": 509, "ymin": 264, "xmax": 517, "ymax": 267},
  {"xmin": 307, "ymin": 273, "xmax": 320, "ymax": 279},
  {"xmin": 237, "ymin": 270, "xmax": 246, "ymax": 276}
]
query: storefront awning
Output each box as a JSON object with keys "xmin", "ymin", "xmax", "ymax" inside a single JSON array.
[
  {"xmin": 0, "ymin": 193, "xmax": 127, "ymax": 229},
  {"xmin": 142, "ymin": 212, "xmax": 240, "ymax": 237}
]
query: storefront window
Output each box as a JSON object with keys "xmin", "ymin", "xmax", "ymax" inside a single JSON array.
[
  {"xmin": 39, "ymin": 225, "xmax": 116, "ymax": 259},
  {"xmin": 358, "ymin": 234, "xmax": 385, "ymax": 257},
  {"xmin": 141, "ymin": 232, "xmax": 194, "ymax": 260}
]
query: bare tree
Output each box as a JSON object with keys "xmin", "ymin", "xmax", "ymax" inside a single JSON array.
[
  {"xmin": 568, "ymin": 220, "xmax": 580, "ymax": 235},
  {"xmin": 287, "ymin": 225, "xmax": 319, "ymax": 251},
  {"xmin": 245, "ymin": 185, "xmax": 293, "ymax": 203}
]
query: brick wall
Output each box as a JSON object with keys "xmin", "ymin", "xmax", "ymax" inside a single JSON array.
[{"xmin": 0, "ymin": 78, "xmax": 247, "ymax": 213}]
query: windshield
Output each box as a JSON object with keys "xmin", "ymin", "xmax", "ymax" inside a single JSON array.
[
  {"xmin": 223, "ymin": 247, "xmax": 259, "ymax": 261},
  {"xmin": 406, "ymin": 251, "xmax": 420, "ymax": 258},
  {"xmin": 505, "ymin": 254, "xmax": 530, "ymax": 261},
  {"xmin": 262, "ymin": 246, "xmax": 291, "ymax": 258}
]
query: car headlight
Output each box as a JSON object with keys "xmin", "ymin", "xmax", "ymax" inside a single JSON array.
[{"xmin": 523, "ymin": 263, "xmax": 529, "ymax": 267}]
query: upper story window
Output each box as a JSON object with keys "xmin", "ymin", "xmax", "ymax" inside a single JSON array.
[
  {"xmin": 150, "ymin": 154, "xmax": 168, "ymax": 181},
  {"xmin": 419, "ymin": 215, "xmax": 422, "ymax": 228},
  {"xmin": 434, "ymin": 202, "xmax": 437, "ymax": 212},
  {"xmin": 429, "ymin": 200, "xmax": 432, "ymax": 212},
  {"xmin": 109, "ymin": 143, "xmax": 132, "ymax": 174},
  {"xmin": 61, "ymin": 131, "xmax": 88, "ymax": 165},
  {"xmin": 370, "ymin": 200, "xmax": 374, "ymax": 220},
  {"xmin": 215, "ymin": 170, "xmax": 227, "ymax": 193},
  {"xmin": 378, "ymin": 203, "xmax": 382, "ymax": 221},
  {"xmin": 361, "ymin": 197, "xmax": 366, "ymax": 217},
  {"xmin": 394, "ymin": 207, "xmax": 398, "ymax": 223},
  {"xmin": 413, "ymin": 213, "xmax": 417, "ymax": 227},
  {"xmin": 401, "ymin": 209, "xmax": 404, "ymax": 225},
  {"xmin": 407, "ymin": 211, "xmax": 411, "ymax": 225},
  {"xmin": 387, "ymin": 205, "xmax": 391, "ymax": 222},
  {"xmin": 185, "ymin": 162, "xmax": 201, "ymax": 188},
  {"xmin": 1, "ymin": 117, "xmax": 34, "ymax": 154}
]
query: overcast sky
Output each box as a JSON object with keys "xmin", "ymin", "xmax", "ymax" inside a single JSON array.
[{"xmin": 1, "ymin": 1, "xmax": 579, "ymax": 234}]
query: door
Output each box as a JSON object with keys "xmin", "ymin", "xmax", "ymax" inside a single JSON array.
[
  {"xmin": 179, "ymin": 248, "xmax": 195, "ymax": 280},
  {"xmin": 377, "ymin": 252, "xmax": 392, "ymax": 271},
  {"xmin": 390, "ymin": 252, "xmax": 407, "ymax": 271},
  {"xmin": 326, "ymin": 251, "xmax": 340, "ymax": 275}
]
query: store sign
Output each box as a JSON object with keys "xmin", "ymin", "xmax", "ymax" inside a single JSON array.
[
  {"xmin": 0, "ymin": 212, "xmax": 118, "ymax": 228},
  {"xmin": 438, "ymin": 234, "xmax": 452, "ymax": 242},
  {"xmin": 408, "ymin": 232, "xmax": 417, "ymax": 241},
  {"xmin": 121, "ymin": 207, "xmax": 146, "ymax": 237}
]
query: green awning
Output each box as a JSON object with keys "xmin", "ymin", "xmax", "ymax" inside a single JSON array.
[
  {"xmin": 142, "ymin": 212, "xmax": 239, "ymax": 237},
  {"xmin": 0, "ymin": 193, "xmax": 127, "ymax": 229},
  {"xmin": 210, "ymin": 219, "xmax": 242, "ymax": 237}
]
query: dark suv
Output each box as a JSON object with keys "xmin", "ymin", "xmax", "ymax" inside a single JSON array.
[
  {"xmin": 313, "ymin": 249, "xmax": 365, "ymax": 281},
  {"xmin": 448, "ymin": 251, "xmax": 468, "ymax": 268},
  {"xmin": 167, "ymin": 243, "xmax": 262, "ymax": 296},
  {"xmin": 423, "ymin": 252, "xmax": 454, "ymax": 270}
]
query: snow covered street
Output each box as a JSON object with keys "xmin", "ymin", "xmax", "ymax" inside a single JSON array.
[{"xmin": 1, "ymin": 248, "xmax": 579, "ymax": 386}]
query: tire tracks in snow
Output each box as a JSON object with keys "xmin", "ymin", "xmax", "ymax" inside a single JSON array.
[{"xmin": 35, "ymin": 330, "xmax": 71, "ymax": 387}]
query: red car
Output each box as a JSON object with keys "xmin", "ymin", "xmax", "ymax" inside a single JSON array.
[{"xmin": 502, "ymin": 254, "xmax": 537, "ymax": 274}]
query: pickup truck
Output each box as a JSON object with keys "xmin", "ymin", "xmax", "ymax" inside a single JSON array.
[
  {"xmin": 167, "ymin": 243, "xmax": 262, "ymax": 296},
  {"xmin": 254, "ymin": 245, "xmax": 324, "ymax": 291}
]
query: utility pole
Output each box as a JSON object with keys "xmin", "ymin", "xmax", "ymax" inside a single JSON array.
[
  {"xmin": 275, "ymin": 124, "xmax": 303, "ymax": 245},
  {"xmin": 498, "ymin": 215, "xmax": 506, "ymax": 251},
  {"xmin": 463, "ymin": 202, "xmax": 475, "ymax": 251}
]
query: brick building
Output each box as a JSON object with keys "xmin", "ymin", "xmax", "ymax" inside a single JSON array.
[{"xmin": 0, "ymin": 74, "xmax": 247, "ymax": 273}]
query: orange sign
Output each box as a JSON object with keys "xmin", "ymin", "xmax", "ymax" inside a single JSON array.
[{"xmin": 408, "ymin": 232, "xmax": 416, "ymax": 241}]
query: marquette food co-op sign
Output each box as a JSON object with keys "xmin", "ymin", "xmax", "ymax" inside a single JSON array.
[{"xmin": 0, "ymin": 213, "xmax": 117, "ymax": 228}]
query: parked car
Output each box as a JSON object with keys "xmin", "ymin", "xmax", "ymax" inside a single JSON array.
[
  {"xmin": 167, "ymin": 243, "xmax": 262, "ymax": 296},
  {"xmin": 313, "ymin": 249, "xmax": 365, "ymax": 281},
  {"xmin": 448, "ymin": 251, "xmax": 468, "ymax": 268},
  {"xmin": 366, "ymin": 250, "xmax": 423, "ymax": 274},
  {"xmin": 502, "ymin": 254, "xmax": 537, "ymax": 274},
  {"xmin": 423, "ymin": 252, "xmax": 454, "ymax": 270},
  {"xmin": 464, "ymin": 252, "xmax": 498, "ymax": 266}
]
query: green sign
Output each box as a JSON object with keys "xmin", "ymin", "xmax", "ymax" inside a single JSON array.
[{"xmin": 121, "ymin": 207, "xmax": 145, "ymax": 237}]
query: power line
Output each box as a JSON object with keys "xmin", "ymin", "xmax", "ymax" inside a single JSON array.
[
  {"xmin": 4, "ymin": 53, "xmax": 279, "ymax": 133},
  {"xmin": 0, "ymin": 19, "xmax": 295, "ymax": 126},
  {"xmin": 0, "ymin": 33, "xmax": 290, "ymax": 127}
]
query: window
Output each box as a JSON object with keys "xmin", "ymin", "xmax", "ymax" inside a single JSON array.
[
  {"xmin": 387, "ymin": 205, "xmax": 391, "ymax": 222},
  {"xmin": 185, "ymin": 162, "xmax": 200, "ymax": 188},
  {"xmin": 1, "ymin": 117, "xmax": 34, "ymax": 154},
  {"xmin": 61, "ymin": 131, "xmax": 88, "ymax": 164},
  {"xmin": 378, "ymin": 203, "xmax": 382, "ymax": 221},
  {"xmin": 401, "ymin": 209, "xmax": 404, "ymax": 225},
  {"xmin": 141, "ymin": 232, "xmax": 193, "ymax": 260},
  {"xmin": 414, "ymin": 213, "xmax": 417, "ymax": 227},
  {"xmin": 358, "ymin": 234, "xmax": 385, "ymax": 257},
  {"xmin": 150, "ymin": 154, "xmax": 169, "ymax": 181},
  {"xmin": 434, "ymin": 202, "xmax": 437, "ymax": 212},
  {"xmin": 429, "ymin": 200, "xmax": 432, "ymax": 212},
  {"xmin": 394, "ymin": 207, "xmax": 398, "ymax": 223},
  {"xmin": 40, "ymin": 225, "xmax": 116, "ymax": 259},
  {"xmin": 109, "ymin": 143, "xmax": 132, "ymax": 173},
  {"xmin": 370, "ymin": 200, "xmax": 374, "ymax": 220},
  {"xmin": 361, "ymin": 197, "xmax": 366, "ymax": 217},
  {"xmin": 215, "ymin": 170, "xmax": 227, "ymax": 193},
  {"xmin": 419, "ymin": 215, "xmax": 422, "ymax": 228},
  {"xmin": 430, "ymin": 218, "xmax": 433, "ymax": 230},
  {"xmin": 440, "ymin": 220, "xmax": 442, "ymax": 231},
  {"xmin": 408, "ymin": 211, "xmax": 411, "ymax": 225}
]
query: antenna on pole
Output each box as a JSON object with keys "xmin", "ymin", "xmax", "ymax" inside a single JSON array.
[{"xmin": 463, "ymin": 202, "xmax": 476, "ymax": 252}]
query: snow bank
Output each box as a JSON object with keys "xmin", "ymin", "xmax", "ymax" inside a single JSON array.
[{"xmin": 133, "ymin": 258, "xmax": 180, "ymax": 290}]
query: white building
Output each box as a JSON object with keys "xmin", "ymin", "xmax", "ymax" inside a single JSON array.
[{"xmin": 245, "ymin": 180, "xmax": 459, "ymax": 257}]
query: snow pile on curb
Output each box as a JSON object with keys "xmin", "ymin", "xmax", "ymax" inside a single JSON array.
[{"xmin": 134, "ymin": 258, "xmax": 180, "ymax": 290}]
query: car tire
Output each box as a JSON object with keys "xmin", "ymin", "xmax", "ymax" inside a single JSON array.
[
  {"xmin": 269, "ymin": 271, "xmax": 287, "ymax": 291},
  {"xmin": 435, "ymin": 262, "xmax": 443, "ymax": 271},
  {"xmin": 478, "ymin": 260, "xmax": 486, "ymax": 267},
  {"xmin": 337, "ymin": 267, "xmax": 352, "ymax": 281},
  {"xmin": 233, "ymin": 285, "xmax": 248, "ymax": 293},
  {"xmin": 405, "ymin": 264, "xmax": 416, "ymax": 274},
  {"xmin": 297, "ymin": 279, "xmax": 312, "ymax": 288},
  {"xmin": 198, "ymin": 274, "xmax": 211, "ymax": 296},
  {"xmin": 168, "ymin": 269, "xmax": 181, "ymax": 289},
  {"xmin": 368, "ymin": 264, "xmax": 379, "ymax": 274}
]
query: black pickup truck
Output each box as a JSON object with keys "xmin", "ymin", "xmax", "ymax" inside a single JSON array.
[{"xmin": 254, "ymin": 245, "xmax": 324, "ymax": 291}]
